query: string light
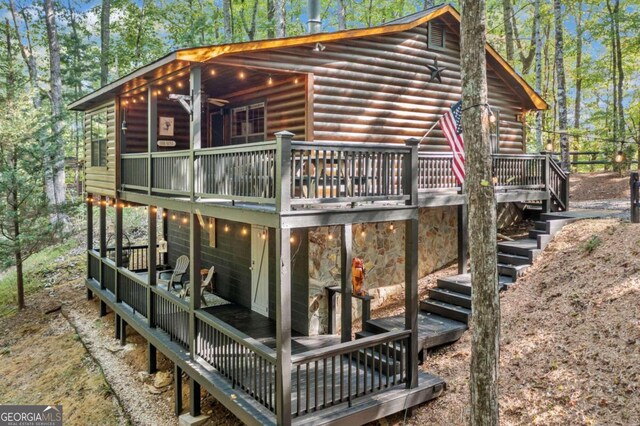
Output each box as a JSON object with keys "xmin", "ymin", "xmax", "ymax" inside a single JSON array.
[
  {"xmin": 290, "ymin": 235, "xmax": 296, "ymax": 244},
  {"xmin": 224, "ymin": 224, "xmax": 230, "ymax": 233},
  {"xmin": 210, "ymin": 69, "xmax": 216, "ymax": 76},
  {"xmin": 615, "ymin": 150, "xmax": 625, "ymax": 163},
  {"xmin": 241, "ymin": 227, "xmax": 248, "ymax": 236},
  {"xmin": 151, "ymin": 207, "xmax": 158, "ymax": 213},
  {"xmin": 328, "ymin": 233, "xmax": 333, "ymax": 240},
  {"xmin": 238, "ymin": 71, "xmax": 245, "ymax": 80},
  {"xmin": 267, "ymin": 75, "xmax": 273, "ymax": 86},
  {"xmin": 294, "ymin": 77, "xmax": 299, "ymax": 84},
  {"xmin": 140, "ymin": 96, "xmax": 145, "ymax": 101},
  {"xmin": 162, "ymin": 212, "xmax": 167, "ymax": 218},
  {"xmin": 182, "ymin": 217, "xmax": 188, "ymax": 224},
  {"xmin": 261, "ymin": 230, "xmax": 267, "ymax": 240},
  {"xmin": 177, "ymin": 82, "xmax": 183, "ymax": 88},
  {"xmin": 172, "ymin": 214, "xmax": 177, "ymax": 220},
  {"xmin": 166, "ymin": 86, "xmax": 172, "ymax": 92}
]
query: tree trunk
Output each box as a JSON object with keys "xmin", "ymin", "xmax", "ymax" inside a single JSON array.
[
  {"xmin": 8, "ymin": 0, "xmax": 40, "ymax": 108},
  {"xmin": 573, "ymin": 1, "xmax": 583, "ymax": 131},
  {"xmin": 613, "ymin": 0, "xmax": 624, "ymax": 143},
  {"xmin": 534, "ymin": 0, "xmax": 543, "ymax": 152},
  {"xmin": 100, "ymin": 0, "xmax": 110, "ymax": 86},
  {"xmin": 266, "ymin": 0, "xmax": 275, "ymax": 38},
  {"xmin": 223, "ymin": 0, "xmax": 233, "ymax": 41},
  {"xmin": 501, "ymin": 0, "xmax": 514, "ymax": 61},
  {"xmin": 460, "ymin": 0, "xmax": 500, "ymax": 424},
  {"xmin": 338, "ymin": 0, "xmax": 347, "ymax": 30},
  {"xmin": 554, "ymin": 0, "xmax": 569, "ymax": 172},
  {"xmin": 275, "ymin": 0, "xmax": 286, "ymax": 38},
  {"xmin": 424, "ymin": 0, "xmax": 435, "ymax": 8},
  {"xmin": 44, "ymin": 0, "xmax": 68, "ymax": 227}
]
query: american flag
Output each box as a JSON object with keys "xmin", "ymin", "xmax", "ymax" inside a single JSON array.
[{"xmin": 438, "ymin": 101, "xmax": 465, "ymax": 185}]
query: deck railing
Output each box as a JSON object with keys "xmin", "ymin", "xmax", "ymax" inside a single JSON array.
[
  {"xmin": 121, "ymin": 138, "xmax": 556, "ymax": 209},
  {"xmin": 152, "ymin": 286, "xmax": 189, "ymax": 350},
  {"xmin": 118, "ymin": 268, "xmax": 148, "ymax": 317},
  {"xmin": 106, "ymin": 245, "xmax": 161, "ymax": 272},
  {"xmin": 88, "ymin": 250, "xmax": 101, "ymax": 283},
  {"xmin": 102, "ymin": 259, "xmax": 117, "ymax": 294},
  {"xmin": 548, "ymin": 158, "xmax": 569, "ymax": 211},
  {"xmin": 290, "ymin": 329, "xmax": 411, "ymax": 416},
  {"xmin": 195, "ymin": 311, "xmax": 278, "ymax": 413}
]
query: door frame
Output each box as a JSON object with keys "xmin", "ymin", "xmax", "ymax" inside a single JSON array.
[{"xmin": 250, "ymin": 225, "xmax": 269, "ymax": 317}]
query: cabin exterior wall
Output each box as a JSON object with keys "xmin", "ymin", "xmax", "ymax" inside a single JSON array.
[
  {"xmin": 84, "ymin": 101, "xmax": 117, "ymax": 196},
  {"xmin": 218, "ymin": 18, "xmax": 526, "ymax": 152}
]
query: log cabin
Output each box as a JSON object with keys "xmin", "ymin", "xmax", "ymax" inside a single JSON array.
[{"xmin": 69, "ymin": 4, "xmax": 567, "ymax": 425}]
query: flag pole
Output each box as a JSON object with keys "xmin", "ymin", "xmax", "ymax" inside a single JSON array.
[{"xmin": 418, "ymin": 120, "xmax": 439, "ymax": 144}]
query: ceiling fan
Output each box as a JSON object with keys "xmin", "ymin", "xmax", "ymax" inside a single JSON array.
[{"xmin": 207, "ymin": 98, "xmax": 229, "ymax": 107}]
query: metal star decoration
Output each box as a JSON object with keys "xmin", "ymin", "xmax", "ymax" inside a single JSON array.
[{"xmin": 426, "ymin": 57, "xmax": 447, "ymax": 83}]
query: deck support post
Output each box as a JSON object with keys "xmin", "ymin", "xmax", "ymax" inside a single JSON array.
[
  {"xmin": 542, "ymin": 153, "xmax": 551, "ymax": 213},
  {"xmin": 340, "ymin": 224, "xmax": 353, "ymax": 343},
  {"xmin": 457, "ymin": 202, "xmax": 468, "ymax": 274},
  {"xmin": 276, "ymin": 227, "xmax": 292, "ymax": 426},
  {"xmin": 188, "ymin": 212, "xmax": 202, "ymax": 358},
  {"xmin": 99, "ymin": 196, "xmax": 107, "ymax": 290},
  {"xmin": 174, "ymin": 364, "xmax": 183, "ymax": 416},
  {"xmin": 147, "ymin": 343, "xmax": 157, "ymax": 374},
  {"xmin": 120, "ymin": 318, "xmax": 127, "ymax": 346},
  {"xmin": 148, "ymin": 205, "xmax": 157, "ymax": 328},
  {"xmin": 114, "ymin": 314, "xmax": 121, "ymax": 340},
  {"xmin": 405, "ymin": 217, "xmax": 419, "ymax": 389},
  {"xmin": 631, "ymin": 172, "xmax": 640, "ymax": 223},
  {"xmin": 87, "ymin": 194, "xmax": 94, "ymax": 300},
  {"xmin": 189, "ymin": 378, "xmax": 201, "ymax": 417},
  {"xmin": 189, "ymin": 65, "xmax": 202, "ymax": 202},
  {"xmin": 115, "ymin": 200, "xmax": 123, "ymax": 303},
  {"xmin": 147, "ymin": 85, "xmax": 158, "ymax": 196},
  {"xmin": 275, "ymin": 131, "xmax": 293, "ymax": 213},
  {"xmin": 99, "ymin": 300, "xmax": 107, "ymax": 317}
]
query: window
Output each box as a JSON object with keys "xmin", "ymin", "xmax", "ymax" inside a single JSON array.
[
  {"xmin": 231, "ymin": 102, "xmax": 266, "ymax": 144},
  {"xmin": 91, "ymin": 112, "xmax": 108, "ymax": 167},
  {"xmin": 428, "ymin": 22, "xmax": 446, "ymax": 50}
]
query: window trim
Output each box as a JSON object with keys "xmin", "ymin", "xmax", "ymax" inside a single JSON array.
[
  {"xmin": 90, "ymin": 111, "xmax": 108, "ymax": 168},
  {"xmin": 230, "ymin": 100, "xmax": 267, "ymax": 145},
  {"xmin": 490, "ymin": 108, "xmax": 501, "ymax": 154}
]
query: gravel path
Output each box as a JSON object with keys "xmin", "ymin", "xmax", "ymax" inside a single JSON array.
[
  {"xmin": 569, "ymin": 198, "xmax": 629, "ymax": 219},
  {"xmin": 65, "ymin": 299, "xmax": 178, "ymax": 426}
]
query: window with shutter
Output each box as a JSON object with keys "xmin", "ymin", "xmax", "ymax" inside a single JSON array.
[{"xmin": 428, "ymin": 22, "xmax": 446, "ymax": 50}]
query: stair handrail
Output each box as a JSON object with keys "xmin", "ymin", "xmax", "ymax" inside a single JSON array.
[{"xmin": 547, "ymin": 155, "xmax": 569, "ymax": 211}]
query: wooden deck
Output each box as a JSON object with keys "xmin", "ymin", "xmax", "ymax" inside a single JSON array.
[{"xmin": 203, "ymin": 303, "xmax": 341, "ymax": 355}]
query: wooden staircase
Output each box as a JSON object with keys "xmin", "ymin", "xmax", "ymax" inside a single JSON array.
[{"xmin": 359, "ymin": 213, "xmax": 576, "ymax": 358}]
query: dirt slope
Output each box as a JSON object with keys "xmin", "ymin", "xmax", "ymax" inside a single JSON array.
[
  {"xmin": 570, "ymin": 172, "xmax": 629, "ymax": 202},
  {"xmin": 400, "ymin": 219, "xmax": 640, "ymax": 425}
]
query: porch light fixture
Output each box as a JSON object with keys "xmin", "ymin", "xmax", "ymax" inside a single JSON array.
[
  {"xmin": 461, "ymin": 103, "xmax": 496, "ymax": 124},
  {"xmin": 545, "ymin": 139, "xmax": 554, "ymax": 152},
  {"xmin": 615, "ymin": 150, "xmax": 625, "ymax": 163},
  {"xmin": 121, "ymin": 108, "xmax": 128, "ymax": 133}
]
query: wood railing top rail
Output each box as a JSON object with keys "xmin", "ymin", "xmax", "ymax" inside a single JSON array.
[
  {"xmin": 121, "ymin": 153, "xmax": 148, "ymax": 159},
  {"xmin": 102, "ymin": 257, "xmax": 117, "ymax": 269},
  {"xmin": 150, "ymin": 285, "xmax": 189, "ymax": 311},
  {"xmin": 150, "ymin": 149, "xmax": 191, "ymax": 158},
  {"xmin": 118, "ymin": 267, "xmax": 149, "ymax": 287},
  {"xmin": 291, "ymin": 329, "xmax": 411, "ymax": 366},
  {"xmin": 195, "ymin": 310, "xmax": 277, "ymax": 362},
  {"xmin": 194, "ymin": 140, "xmax": 278, "ymax": 155},
  {"xmin": 291, "ymin": 140, "xmax": 412, "ymax": 153}
]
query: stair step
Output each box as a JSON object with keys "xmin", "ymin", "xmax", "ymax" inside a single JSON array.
[
  {"xmin": 497, "ymin": 252, "xmax": 531, "ymax": 266},
  {"xmin": 355, "ymin": 330, "xmax": 377, "ymax": 340},
  {"xmin": 353, "ymin": 346, "xmax": 402, "ymax": 375},
  {"xmin": 528, "ymin": 228, "xmax": 549, "ymax": 239},
  {"xmin": 534, "ymin": 219, "xmax": 568, "ymax": 234},
  {"xmin": 497, "ymin": 239, "xmax": 538, "ymax": 257},
  {"xmin": 428, "ymin": 288, "xmax": 471, "ymax": 309},
  {"xmin": 420, "ymin": 300, "xmax": 471, "ymax": 324},
  {"xmin": 437, "ymin": 274, "xmax": 472, "ymax": 295},
  {"xmin": 498, "ymin": 263, "xmax": 529, "ymax": 279}
]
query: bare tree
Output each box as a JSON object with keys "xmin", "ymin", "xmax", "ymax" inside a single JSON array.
[
  {"xmin": 274, "ymin": 0, "xmax": 286, "ymax": 37},
  {"xmin": 44, "ymin": 0, "xmax": 68, "ymax": 227},
  {"xmin": 100, "ymin": 0, "xmax": 110, "ymax": 86},
  {"xmin": 338, "ymin": 0, "xmax": 347, "ymax": 30},
  {"xmin": 501, "ymin": 0, "xmax": 515, "ymax": 61},
  {"xmin": 8, "ymin": 0, "xmax": 40, "ymax": 108},
  {"xmin": 573, "ymin": 1, "xmax": 583, "ymax": 131},
  {"xmin": 534, "ymin": 0, "xmax": 543, "ymax": 151},
  {"xmin": 554, "ymin": 0, "xmax": 569, "ymax": 172},
  {"xmin": 460, "ymin": 0, "xmax": 500, "ymax": 423}
]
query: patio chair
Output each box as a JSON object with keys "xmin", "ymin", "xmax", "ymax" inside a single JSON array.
[
  {"xmin": 179, "ymin": 266, "xmax": 215, "ymax": 306},
  {"xmin": 157, "ymin": 255, "xmax": 189, "ymax": 291}
]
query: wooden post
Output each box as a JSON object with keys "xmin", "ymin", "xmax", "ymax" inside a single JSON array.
[
  {"xmin": 275, "ymin": 227, "xmax": 292, "ymax": 426},
  {"xmin": 189, "ymin": 378, "xmax": 201, "ymax": 417},
  {"xmin": 174, "ymin": 364, "xmax": 183, "ymax": 416},
  {"xmin": 147, "ymin": 85, "xmax": 158, "ymax": 195},
  {"xmin": 188, "ymin": 212, "xmax": 201, "ymax": 358},
  {"xmin": 147, "ymin": 342, "xmax": 157, "ymax": 374},
  {"xmin": 542, "ymin": 153, "xmax": 551, "ymax": 213},
  {"xmin": 405, "ymin": 138, "xmax": 419, "ymax": 205},
  {"xmin": 99, "ymin": 300, "xmax": 107, "ymax": 317},
  {"xmin": 99, "ymin": 196, "xmax": 107, "ymax": 290},
  {"xmin": 148, "ymin": 206, "xmax": 157, "ymax": 328},
  {"xmin": 115, "ymin": 314, "xmax": 121, "ymax": 339},
  {"xmin": 86, "ymin": 194, "xmax": 94, "ymax": 300},
  {"xmin": 189, "ymin": 65, "xmax": 202, "ymax": 202},
  {"xmin": 405, "ymin": 218, "xmax": 419, "ymax": 389},
  {"xmin": 457, "ymin": 201, "xmax": 468, "ymax": 274},
  {"xmin": 120, "ymin": 318, "xmax": 127, "ymax": 346},
  {"xmin": 115, "ymin": 201, "xmax": 123, "ymax": 303},
  {"xmin": 275, "ymin": 131, "xmax": 293, "ymax": 213},
  {"xmin": 631, "ymin": 172, "xmax": 639, "ymax": 223},
  {"xmin": 327, "ymin": 288, "xmax": 336, "ymax": 335},
  {"xmin": 340, "ymin": 224, "xmax": 353, "ymax": 343}
]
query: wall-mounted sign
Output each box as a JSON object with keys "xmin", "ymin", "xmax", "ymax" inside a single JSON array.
[
  {"xmin": 157, "ymin": 140, "xmax": 176, "ymax": 148},
  {"xmin": 159, "ymin": 116, "xmax": 174, "ymax": 136},
  {"xmin": 158, "ymin": 239, "xmax": 168, "ymax": 253}
]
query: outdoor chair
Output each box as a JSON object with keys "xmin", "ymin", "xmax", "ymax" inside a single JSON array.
[
  {"xmin": 157, "ymin": 255, "xmax": 189, "ymax": 291},
  {"xmin": 179, "ymin": 266, "xmax": 215, "ymax": 306}
]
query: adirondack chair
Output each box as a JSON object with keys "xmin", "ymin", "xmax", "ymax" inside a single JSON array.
[
  {"xmin": 157, "ymin": 255, "xmax": 189, "ymax": 290},
  {"xmin": 179, "ymin": 266, "xmax": 215, "ymax": 306}
]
